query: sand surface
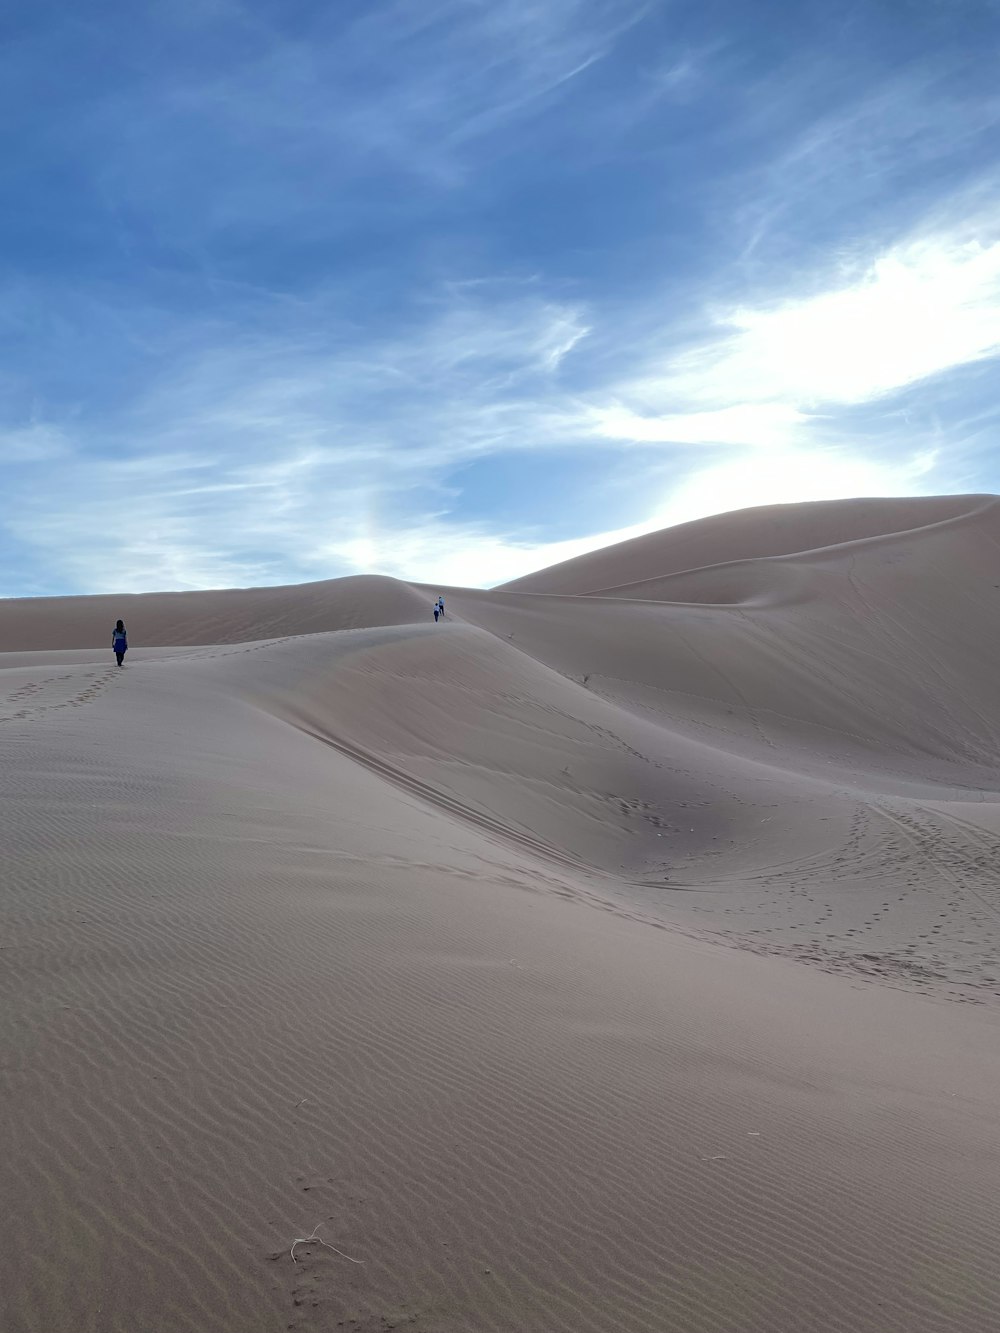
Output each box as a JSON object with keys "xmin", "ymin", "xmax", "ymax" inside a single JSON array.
[{"xmin": 3, "ymin": 494, "xmax": 1000, "ymax": 1332}]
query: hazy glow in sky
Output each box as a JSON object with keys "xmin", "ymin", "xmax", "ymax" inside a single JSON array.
[{"xmin": 2, "ymin": 0, "xmax": 999, "ymax": 593}]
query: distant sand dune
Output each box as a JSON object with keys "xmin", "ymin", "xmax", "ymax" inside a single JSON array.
[
  {"xmin": 3, "ymin": 496, "xmax": 1000, "ymax": 1332},
  {"xmin": 0, "ymin": 572, "xmax": 431, "ymax": 649}
]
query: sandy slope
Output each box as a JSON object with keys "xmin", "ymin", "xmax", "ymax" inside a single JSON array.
[
  {"xmin": 0, "ymin": 574, "xmax": 430, "ymax": 649},
  {"xmin": 498, "ymin": 493, "xmax": 993, "ymax": 594},
  {"xmin": 3, "ymin": 495, "xmax": 1000, "ymax": 1332}
]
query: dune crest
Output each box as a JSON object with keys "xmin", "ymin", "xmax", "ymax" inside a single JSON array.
[{"xmin": 500, "ymin": 492, "xmax": 996, "ymax": 594}]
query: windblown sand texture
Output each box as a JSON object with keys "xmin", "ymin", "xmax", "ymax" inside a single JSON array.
[{"xmin": 3, "ymin": 494, "xmax": 1000, "ymax": 1333}]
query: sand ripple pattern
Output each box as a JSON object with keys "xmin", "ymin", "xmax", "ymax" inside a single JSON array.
[
  {"xmin": 2, "ymin": 640, "xmax": 999, "ymax": 1333},
  {"xmin": 4, "ymin": 497, "xmax": 1000, "ymax": 1331}
]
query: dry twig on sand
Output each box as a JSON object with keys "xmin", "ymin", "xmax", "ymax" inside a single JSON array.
[{"xmin": 290, "ymin": 1224, "xmax": 364, "ymax": 1265}]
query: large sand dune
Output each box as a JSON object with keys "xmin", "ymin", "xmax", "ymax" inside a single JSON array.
[{"xmin": 3, "ymin": 495, "xmax": 1000, "ymax": 1332}]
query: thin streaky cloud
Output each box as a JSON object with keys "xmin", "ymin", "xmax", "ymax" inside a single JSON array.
[{"xmin": 1, "ymin": 0, "xmax": 999, "ymax": 594}]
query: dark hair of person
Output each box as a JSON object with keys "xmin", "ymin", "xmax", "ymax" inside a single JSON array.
[{"xmin": 115, "ymin": 619, "xmax": 125, "ymax": 632}]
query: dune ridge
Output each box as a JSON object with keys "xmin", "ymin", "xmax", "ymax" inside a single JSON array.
[
  {"xmin": 498, "ymin": 493, "xmax": 996, "ymax": 594},
  {"xmin": 3, "ymin": 495, "xmax": 1000, "ymax": 1332},
  {"xmin": 0, "ymin": 573, "xmax": 430, "ymax": 649}
]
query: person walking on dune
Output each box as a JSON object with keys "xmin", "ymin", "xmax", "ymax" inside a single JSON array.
[
  {"xmin": 437, "ymin": 596, "xmax": 445, "ymax": 619},
  {"xmin": 112, "ymin": 619, "xmax": 128, "ymax": 667},
  {"xmin": 433, "ymin": 604, "xmax": 439, "ymax": 623}
]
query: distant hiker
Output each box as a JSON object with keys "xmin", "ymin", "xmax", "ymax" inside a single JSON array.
[
  {"xmin": 433, "ymin": 605, "xmax": 439, "ymax": 623},
  {"xmin": 437, "ymin": 596, "xmax": 445, "ymax": 619},
  {"xmin": 112, "ymin": 619, "xmax": 128, "ymax": 667}
]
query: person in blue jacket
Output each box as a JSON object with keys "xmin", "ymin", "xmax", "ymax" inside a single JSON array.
[{"xmin": 112, "ymin": 619, "xmax": 128, "ymax": 667}]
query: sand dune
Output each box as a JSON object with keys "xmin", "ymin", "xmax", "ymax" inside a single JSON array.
[
  {"xmin": 499, "ymin": 493, "xmax": 995, "ymax": 594},
  {"xmin": 0, "ymin": 573, "xmax": 431, "ymax": 650},
  {"xmin": 3, "ymin": 496, "xmax": 1000, "ymax": 1332}
]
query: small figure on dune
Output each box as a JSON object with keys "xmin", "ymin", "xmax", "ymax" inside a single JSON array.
[
  {"xmin": 112, "ymin": 619, "xmax": 128, "ymax": 667},
  {"xmin": 433, "ymin": 604, "xmax": 439, "ymax": 623},
  {"xmin": 437, "ymin": 596, "xmax": 445, "ymax": 619}
]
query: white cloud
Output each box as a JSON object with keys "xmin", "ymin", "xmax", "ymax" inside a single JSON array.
[
  {"xmin": 0, "ymin": 247, "xmax": 973, "ymax": 593},
  {"xmin": 4, "ymin": 204, "xmax": 997, "ymax": 595},
  {"xmin": 721, "ymin": 236, "xmax": 1000, "ymax": 405},
  {"xmin": 7, "ymin": 0, "xmax": 1000, "ymax": 603},
  {"xmin": 575, "ymin": 207, "xmax": 1000, "ymax": 520},
  {"xmin": 660, "ymin": 223, "xmax": 1000, "ymax": 412},
  {"xmin": 589, "ymin": 401, "xmax": 808, "ymax": 447}
]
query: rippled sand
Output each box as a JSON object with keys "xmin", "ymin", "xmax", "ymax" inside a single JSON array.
[{"xmin": 3, "ymin": 495, "xmax": 1000, "ymax": 1332}]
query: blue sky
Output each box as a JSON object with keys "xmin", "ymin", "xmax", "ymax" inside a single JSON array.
[{"xmin": 3, "ymin": 0, "xmax": 1000, "ymax": 594}]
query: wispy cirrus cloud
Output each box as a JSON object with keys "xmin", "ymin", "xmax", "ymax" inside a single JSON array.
[
  {"xmin": 595, "ymin": 205, "xmax": 1000, "ymax": 435},
  {"xmin": 2, "ymin": 0, "xmax": 1000, "ymax": 594},
  {"xmin": 0, "ymin": 284, "xmax": 597, "ymax": 591}
]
